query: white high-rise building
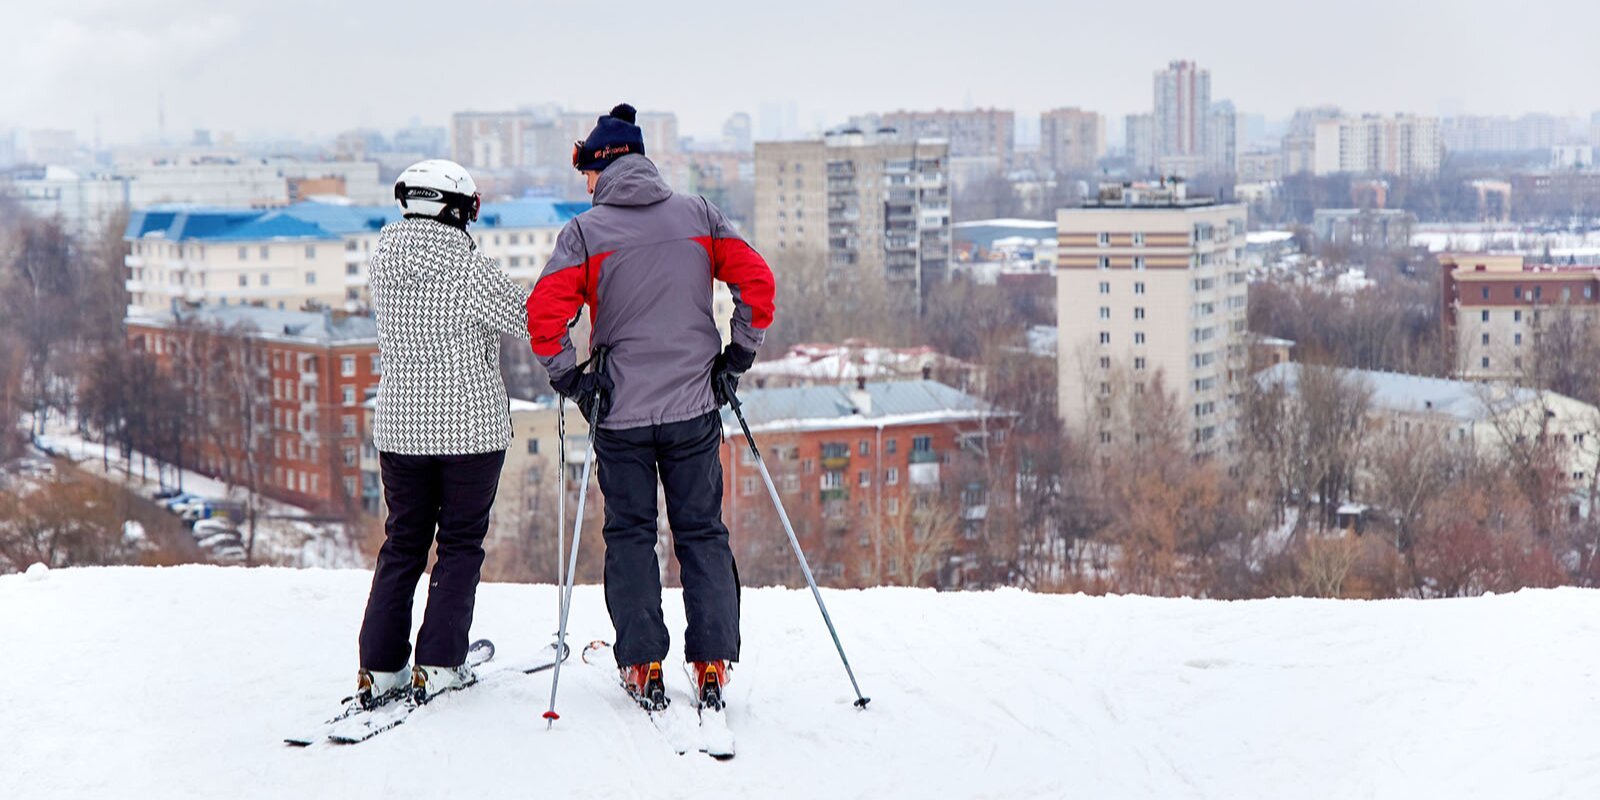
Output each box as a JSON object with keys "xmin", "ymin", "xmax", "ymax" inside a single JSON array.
[
  {"xmin": 1153, "ymin": 61, "xmax": 1210, "ymax": 161},
  {"xmin": 1312, "ymin": 114, "xmax": 1443, "ymax": 177},
  {"xmin": 1056, "ymin": 182, "xmax": 1248, "ymax": 458}
]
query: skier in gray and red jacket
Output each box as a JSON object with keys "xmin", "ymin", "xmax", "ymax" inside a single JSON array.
[{"xmin": 526, "ymin": 103, "xmax": 776, "ymax": 711}]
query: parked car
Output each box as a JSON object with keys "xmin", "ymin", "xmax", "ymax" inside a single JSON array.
[
  {"xmin": 211, "ymin": 545, "xmax": 246, "ymax": 563},
  {"xmin": 191, "ymin": 519, "xmax": 235, "ymax": 538},
  {"xmin": 197, "ymin": 531, "xmax": 244, "ymax": 550},
  {"xmin": 151, "ymin": 487, "xmax": 184, "ymax": 501},
  {"xmin": 160, "ymin": 494, "xmax": 200, "ymax": 512},
  {"xmin": 179, "ymin": 503, "xmax": 215, "ymax": 523}
]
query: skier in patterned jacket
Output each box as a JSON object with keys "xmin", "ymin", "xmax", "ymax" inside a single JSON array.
[
  {"xmin": 354, "ymin": 159, "xmax": 531, "ymax": 708},
  {"xmin": 527, "ymin": 104, "xmax": 776, "ymax": 710}
]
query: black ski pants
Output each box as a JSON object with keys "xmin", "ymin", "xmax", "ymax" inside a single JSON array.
[
  {"xmin": 359, "ymin": 449, "xmax": 505, "ymax": 671},
  {"xmin": 596, "ymin": 411, "xmax": 740, "ymax": 667}
]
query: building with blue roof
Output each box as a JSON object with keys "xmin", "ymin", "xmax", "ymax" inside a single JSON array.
[{"xmin": 124, "ymin": 198, "xmax": 587, "ymax": 317}]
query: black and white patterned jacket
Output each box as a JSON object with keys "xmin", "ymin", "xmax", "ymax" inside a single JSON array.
[{"xmin": 369, "ymin": 218, "xmax": 529, "ymax": 455}]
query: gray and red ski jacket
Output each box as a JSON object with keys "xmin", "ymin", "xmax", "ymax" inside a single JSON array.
[{"xmin": 527, "ymin": 154, "xmax": 776, "ymax": 430}]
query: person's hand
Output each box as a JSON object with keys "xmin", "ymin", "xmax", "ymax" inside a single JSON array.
[
  {"xmin": 552, "ymin": 369, "xmax": 614, "ymax": 424},
  {"xmin": 711, "ymin": 344, "xmax": 756, "ymax": 408}
]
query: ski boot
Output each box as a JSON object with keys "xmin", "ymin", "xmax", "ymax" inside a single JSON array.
[
  {"xmin": 409, "ymin": 664, "xmax": 477, "ymax": 705},
  {"xmin": 692, "ymin": 660, "xmax": 729, "ymax": 711},
  {"xmin": 355, "ymin": 667, "xmax": 411, "ymax": 711},
  {"xmin": 620, "ymin": 661, "xmax": 669, "ymax": 712}
]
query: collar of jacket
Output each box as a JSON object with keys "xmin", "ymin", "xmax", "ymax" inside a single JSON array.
[{"xmin": 592, "ymin": 154, "xmax": 673, "ymax": 208}]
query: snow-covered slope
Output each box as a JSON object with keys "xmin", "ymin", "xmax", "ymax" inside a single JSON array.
[{"xmin": 2, "ymin": 567, "xmax": 1597, "ymax": 799}]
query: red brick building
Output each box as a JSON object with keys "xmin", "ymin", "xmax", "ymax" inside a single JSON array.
[
  {"xmin": 717, "ymin": 380, "xmax": 1012, "ymax": 588},
  {"xmin": 126, "ymin": 305, "xmax": 380, "ymax": 513},
  {"xmin": 1440, "ymin": 253, "xmax": 1600, "ymax": 380}
]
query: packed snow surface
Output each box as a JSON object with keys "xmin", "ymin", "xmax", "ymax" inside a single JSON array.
[{"xmin": 3, "ymin": 566, "xmax": 1598, "ymax": 799}]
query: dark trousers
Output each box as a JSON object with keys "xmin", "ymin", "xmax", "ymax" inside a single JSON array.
[
  {"xmin": 596, "ymin": 411, "xmax": 740, "ymax": 666},
  {"xmin": 359, "ymin": 450, "xmax": 505, "ymax": 671}
]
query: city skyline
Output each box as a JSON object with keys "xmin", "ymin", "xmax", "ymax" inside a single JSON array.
[{"xmin": 4, "ymin": 0, "xmax": 1599, "ymax": 145}]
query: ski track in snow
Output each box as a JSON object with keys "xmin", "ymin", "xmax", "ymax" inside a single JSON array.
[{"xmin": 2, "ymin": 566, "xmax": 1599, "ymax": 800}]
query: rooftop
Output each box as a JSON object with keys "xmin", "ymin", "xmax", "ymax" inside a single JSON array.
[
  {"xmin": 128, "ymin": 304, "xmax": 378, "ymax": 345},
  {"xmin": 1080, "ymin": 180, "xmax": 1216, "ymax": 209},
  {"xmin": 1256, "ymin": 363, "xmax": 1557, "ymax": 423},
  {"xmin": 720, "ymin": 379, "xmax": 1003, "ymax": 434},
  {"xmin": 125, "ymin": 198, "xmax": 588, "ymax": 242}
]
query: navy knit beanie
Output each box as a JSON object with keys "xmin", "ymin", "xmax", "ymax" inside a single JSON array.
[{"xmin": 573, "ymin": 104, "xmax": 646, "ymax": 172}]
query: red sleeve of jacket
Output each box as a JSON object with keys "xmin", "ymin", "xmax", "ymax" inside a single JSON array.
[
  {"xmin": 706, "ymin": 238, "xmax": 775, "ymax": 330},
  {"xmin": 526, "ymin": 264, "xmax": 587, "ymax": 358}
]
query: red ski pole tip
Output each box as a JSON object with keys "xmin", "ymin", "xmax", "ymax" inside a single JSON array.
[{"xmin": 543, "ymin": 711, "xmax": 560, "ymax": 720}]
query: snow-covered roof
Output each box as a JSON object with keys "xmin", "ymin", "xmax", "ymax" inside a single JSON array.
[
  {"xmin": 722, "ymin": 379, "xmax": 1005, "ymax": 434},
  {"xmin": 746, "ymin": 343, "xmax": 970, "ymax": 383},
  {"xmin": 128, "ymin": 305, "xmax": 377, "ymax": 344},
  {"xmin": 1256, "ymin": 363, "xmax": 1551, "ymax": 423}
]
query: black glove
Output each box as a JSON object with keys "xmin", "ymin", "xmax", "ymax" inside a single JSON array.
[
  {"xmin": 551, "ymin": 368, "xmax": 614, "ymax": 425},
  {"xmin": 711, "ymin": 343, "xmax": 757, "ymax": 408}
]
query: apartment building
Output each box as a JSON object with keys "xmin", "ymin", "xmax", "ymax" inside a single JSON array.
[
  {"xmin": 126, "ymin": 305, "xmax": 380, "ymax": 513},
  {"xmin": 1124, "ymin": 114, "xmax": 1156, "ymax": 173},
  {"xmin": 717, "ymin": 379, "xmax": 1011, "ymax": 588},
  {"xmin": 1312, "ymin": 114, "xmax": 1443, "ymax": 177},
  {"xmin": 1259, "ymin": 363, "xmax": 1600, "ymax": 503},
  {"xmin": 1440, "ymin": 253, "xmax": 1600, "ymax": 381},
  {"xmin": 1057, "ymin": 182, "xmax": 1248, "ymax": 456},
  {"xmin": 124, "ymin": 198, "xmax": 587, "ymax": 315},
  {"xmin": 882, "ymin": 108, "xmax": 1014, "ymax": 168},
  {"xmin": 1153, "ymin": 60, "xmax": 1211, "ymax": 161},
  {"xmin": 753, "ymin": 131, "xmax": 952, "ymax": 313},
  {"xmin": 1039, "ymin": 108, "xmax": 1104, "ymax": 175}
]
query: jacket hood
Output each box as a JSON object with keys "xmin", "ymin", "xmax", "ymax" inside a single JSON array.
[
  {"xmin": 592, "ymin": 154, "xmax": 673, "ymax": 208},
  {"xmin": 372, "ymin": 217, "xmax": 473, "ymax": 283}
]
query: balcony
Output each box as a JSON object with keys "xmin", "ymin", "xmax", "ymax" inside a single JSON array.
[
  {"xmin": 821, "ymin": 455, "xmax": 850, "ymax": 471},
  {"xmin": 821, "ymin": 488, "xmax": 849, "ymax": 503},
  {"xmin": 909, "ymin": 449, "xmax": 939, "ymax": 464}
]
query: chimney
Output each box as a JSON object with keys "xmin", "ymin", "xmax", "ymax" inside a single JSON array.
[
  {"xmin": 322, "ymin": 307, "xmax": 334, "ymax": 334},
  {"xmin": 921, "ymin": 365, "xmax": 932, "ymax": 380},
  {"xmin": 849, "ymin": 378, "xmax": 872, "ymax": 416}
]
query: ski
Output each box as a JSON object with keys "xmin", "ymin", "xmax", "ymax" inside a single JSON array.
[
  {"xmin": 685, "ymin": 662, "xmax": 736, "ymax": 760},
  {"xmin": 581, "ymin": 641, "xmax": 697, "ymax": 755},
  {"xmin": 285, "ymin": 639, "xmax": 567, "ymax": 747}
]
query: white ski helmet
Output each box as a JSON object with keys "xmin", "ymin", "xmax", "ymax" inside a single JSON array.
[{"xmin": 393, "ymin": 159, "xmax": 480, "ymax": 225}]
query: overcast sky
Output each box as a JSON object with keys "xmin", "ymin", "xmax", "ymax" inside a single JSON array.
[{"xmin": 4, "ymin": 0, "xmax": 1598, "ymax": 144}]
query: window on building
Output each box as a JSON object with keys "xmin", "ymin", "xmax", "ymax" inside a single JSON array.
[
  {"xmin": 1132, "ymin": 232, "xmax": 1144, "ymax": 247},
  {"xmin": 1515, "ymin": 333, "xmax": 1523, "ymax": 345},
  {"xmin": 1482, "ymin": 333, "xmax": 1490, "ymax": 346},
  {"xmin": 1099, "ymin": 432, "xmax": 1111, "ymax": 444},
  {"xmin": 260, "ymin": 273, "xmax": 270, "ymax": 287},
  {"xmin": 859, "ymin": 440, "xmax": 870, "ymax": 456},
  {"xmin": 342, "ymin": 386, "xmax": 355, "ymax": 405},
  {"xmin": 260, "ymin": 246, "xmax": 270, "ymax": 260},
  {"xmin": 885, "ymin": 439, "xmax": 897, "ymax": 455},
  {"xmin": 1514, "ymin": 285, "xmax": 1523, "ymax": 299},
  {"xmin": 1133, "ymin": 256, "xmax": 1146, "ymax": 271},
  {"xmin": 1097, "ymin": 232, "xmax": 1110, "ymax": 247},
  {"xmin": 1134, "ymin": 357, "xmax": 1146, "ymax": 370},
  {"xmin": 1482, "ymin": 356, "xmax": 1490, "ymax": 368},
  {"xmin": 239, "ymin": 247, "xmax": 248, "ymax": 260},
  {"xmin": 370, "ymin": 353, "xmax": 381, "ymax": 374},
  {"xmin": 346, "ymin": 263, "xmax": 359, "ymax": 277},
  {"xmin": 1134, "ymin": 332, "xmax": 1146, "ymax": 345},
  {"xmin": 1100, "ymin": 382, "xmax": 1110, "ymax": 396},
  {"xmin": 239, "ymin": 275, "xmax": 248, "ymax": 287},
  {"xmin": 912, "ymin": 435, "xmax": 932, "ymax": 453},
  {"xmin": 859, "ymin": 470, "xmax": 871, "ymax": 487},
  {"xmin": 1134, "ymin": 282, "xmax": 1145, "ymax": 294},
  {"xmin": 886, "ymin": 468, "xmax": 899, "ymax": 486},
  {"xmin": 306, "ymin": 271, "xmax": 316, "ymax": 285},
  {"xmin": 1098, "ymin": 256, "xmax": 1111, "ymax": 270},
  {"xmin": 527, "ymin": 439, "xmax": 539, "ymax": 455},
  {"xmin": 341, "ymin": 356, "xmax": 355, "ymax": 377},
  {"xmin": 1481, "ymin": 287, "xmax": 1489, "ymax": 300},
  {"xmin": 821, "ymin": 471, "xmax": 844, "ymax": 490},
  {"xmin": 1134, "ymin": 307, "xmax": 1145, "ymax": 320},
  {"xmin": 1099, "ymin": 332, "xmax": 1110, "ymax": 344},
  {"xmin": 342, "ymin": 415, "xmax": 357, "ymax": 437},
  {"xmin": 1099, "ymin": 307, "xmax": 1110, "ymax": 320},
  {"xmin": 343, "ymin": 447, "xmax": 357, "ymax": 467},
  {"xmin": 1515, "ymin": 310, "xmax": 1522, "ymax": 323},
  {"xmin": 305, "ymin": 245, "xmax": 316, "ymax": 259},
  {"xmin": 1099, "ymin": 356, "xmax": 1111, "ymax": 369},
  {"xmin": 1482, "ymin": 310, "xmax": 1490, "ymax": 323},
  {"xmin": 742, "ymin": 477, "xmax": 758, "ymax": 496},
  {"xmin": 1098, "ymin": 281, "xmax": 1110, "ymax": 295}
]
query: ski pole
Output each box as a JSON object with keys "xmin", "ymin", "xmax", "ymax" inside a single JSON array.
[
  {"xmin": 727, "ymin": 390, "xmax": 871, "ymax": 709},
  {"xmin": 544, "ymin": 347, "xmax": 609, "ymax": 727},
  {"xmin": 556, "ymin": 396, "xmax": 566, "ymax": 618}
]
